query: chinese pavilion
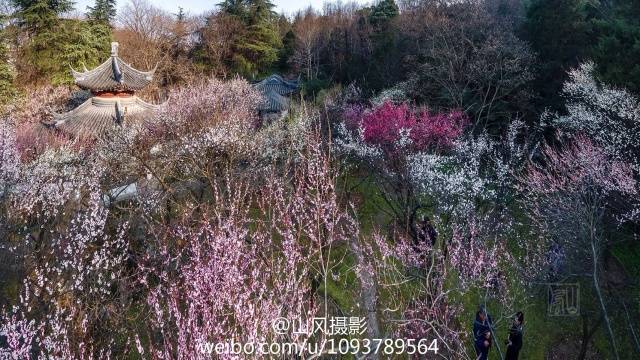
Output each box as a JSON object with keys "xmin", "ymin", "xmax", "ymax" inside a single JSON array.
[{"xmin": 48, "ymin": 42, "xmax": 161, "ymax": 137}]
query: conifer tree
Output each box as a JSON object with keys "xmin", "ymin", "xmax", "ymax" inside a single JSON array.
[
  {"xmin": 11, "ymin": 0, "xmax": 111, "ymax": 84},
  {"xmin": 11, "ymin": 0, "xmax": 73, "ymax": 29},
  {"xmin": 277, "ymin": 28, "xmax": 295, "ymax": 71},
  {"xmin": 0, "ymin": 36, "xmax": 16, "ymax": 109},
  {"xmin": 523, "ymin": 0, "xmax": 591, "ymax": 109},
  {"xmin": 592, "ymin": 0, "xmax": 640, "ymax": 93},
  {"xmin": 27, "ymin": 19, "xmax": 111, "ymax": 84},
  {"xmin": 176, "ymin": 6, "xmax": 186, "ymax": 22},
  {"xmin": 368, "ymin": 0, "xmax": 398, "ymax": 27},
  {"xmin": 86, "ymin": 0, "xmax": 117, "ymax": 25},
  {"xmin": 219, "ymin": 0, "xmax": 282, "ymax": 77},
  {"xmin": 218, "ymin": 0, "xmax": 247, "ymax": 19},
  {"xmin": 368, "ymin": 0, "xmax": 400, "ymax": 90}
]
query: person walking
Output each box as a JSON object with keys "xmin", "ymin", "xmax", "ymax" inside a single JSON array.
[{"xmin": 505, "ymin": 311, "xmax": 524, "ymax": 360}]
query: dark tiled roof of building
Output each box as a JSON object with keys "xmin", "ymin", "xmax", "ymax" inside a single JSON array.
[
  {"xmin": 49, "ymin": 96, "xmax": 160, "ymax": 137},
  {"xmin": 71, "ymin": 42, "xmax": 156, "ymax": 92},
  {"xmin": 254, "ymin": 74, "xmax": 300, "ymax": 113},
  {"xmin": 257, "ymin": 90, "xmax": 290, "ymax": 113},
  {"xmin": 254, "ymin": 74, "xmax": 300, "ymax": 96}
]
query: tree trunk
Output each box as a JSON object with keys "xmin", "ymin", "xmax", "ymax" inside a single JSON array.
[
  {"xmin": 591, "ymin": 240, "xmax": 619, "ymax": 359},
  {"xmin": 578, "ymin": 314, "xmax": 603, "ymax": 360},
  {"xmin": 622, "ymin": 300, "xmax": 640, "ymax": 354},
  {"xmin": 350, "ymin": 239, "xmax": 380, "ymax": 359}
]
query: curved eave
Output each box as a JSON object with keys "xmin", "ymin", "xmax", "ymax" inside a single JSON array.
[
  {"xmin": 255, "ymin": 83, "xmax": 299, "ymax": 96},
  {"xmin": 71, "ymin": 56, "xmax": 157, "ymax": 92},
  {"xmin": 254, "ymin": 75, "xmax": 301, "ymax": 96},
  {"xmin": 50, "ymin": 96, "xmax": 161, "ymax": 137}
]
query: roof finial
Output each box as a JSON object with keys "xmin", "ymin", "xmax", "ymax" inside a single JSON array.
[
  {"xmin": 111, "ymin": 42, "xmax": 119, "ymax": 57},
  {"xmin": 115, "ymin": 101, "xmax": 124, "ymax": 123}
]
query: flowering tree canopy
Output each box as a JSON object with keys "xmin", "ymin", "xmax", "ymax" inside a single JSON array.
[
  {"xmin": 555, "ymin": 62, "xmax": 640, "ymax": 171},
  {"xmin": 345, "ymin": 101, "xmax": 467, "ymax": 153}
]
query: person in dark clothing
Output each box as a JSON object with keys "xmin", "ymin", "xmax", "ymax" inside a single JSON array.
[
  {"xmin": 475, "ymin": 331, "xmax": 492, "ymax": 360},
  {"xmin": 505, "ymin": 311, "xmax": 524, "ymax": 360},
  {"xmin": 418, "ymin": 217, "xmax": 438, "ymax": 247},
  {"xmin": 473, "ymin": 310, "xmax": 493, "ymax": 357},
  {"xmin": 413, "ymin": 216, "xmax": 438, "ymax": 250}
]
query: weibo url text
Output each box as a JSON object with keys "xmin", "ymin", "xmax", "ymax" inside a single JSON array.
[{"xmin": 198, "ymin": 338, "xmax": 440, "ymax": 356}]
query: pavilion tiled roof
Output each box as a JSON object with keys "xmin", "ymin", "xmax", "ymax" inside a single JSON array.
[
  {"xmin": 257, "ymin": 90, "xmax": 290, "ymax": 113},
  {"xmin": 71, "ymin": 42, "xmax": 156, "ymax": 92},
  {"xmin": 49, "ymin": 96, "xmax": 160, "ymax": 137},
  {"xmin": 254, "ymin": 74, "xmax": 300, "ymax": 96},
  {"xmin": 254, "ymin": 74, "xmax": 300, "ymax": 113}
]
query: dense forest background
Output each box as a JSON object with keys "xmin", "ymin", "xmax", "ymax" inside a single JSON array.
[
  {"xmin": 1, "ymin": 0, "xmax": 640, "ymax": 359},
  {"xmin": 0, "ymin": 0, "xmax": 638, "ymax": 118}
]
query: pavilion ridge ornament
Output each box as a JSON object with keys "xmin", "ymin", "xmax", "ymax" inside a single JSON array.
[{"xmin": 46, "ymin": 42, "xmax": 161, "ymax": 137}]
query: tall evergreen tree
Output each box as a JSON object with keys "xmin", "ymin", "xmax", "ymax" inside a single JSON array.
[
  {"xmin": 26, "ymin": 19, "xmax": 111, "ymax": 84},
  {"xmin": 86, "ymin": 0, "xmax": 117, "ymax": 25},
  {"xmin": 371, "ymin": 0, "xmax": 400, "ymax": 88},
  {"xmin": 239, "ymin": 0, "xmax": 281, "ymax": 76},
  {"xmin": 11, "ymin": 0, "xmax": 112, "ymax": 84},
  {"xmin": 0, "ymin": 36, "xmax": 16, "ymax": 109},
  {"xmin": 368, "ymin": 0, "xmax": 398, "ymax": 28},
  {"xmin": 523, "ymin": 0, "xmax": 591, "ymax": 109},
  {"xmin": 218, "ymin": 0, "xmax": 282, "ymax": 77},
  {"xmin": 246, "ymin": 0, "xmax": 277, "ymax": 22},
  {"xmin": 218, "ymin": 0, "xmax": 247, "ymax": 19},
  {"xmin": 592, "ymin": 0, "xmax": 640, "ymax": 93},
  {"xmin": 277, "ymin": 28, "xmax": 295, "ymax": 71},
  {"xmin": 175, "ymin": 6, "xmax": 186, "ymax": 22},
  {"xmin": 11, "ymin": 0, "xmax": 73, "ymax": 29},
  {"xmin": 170, "ymin": 6, "xmax": 189, "ymax": 63}
]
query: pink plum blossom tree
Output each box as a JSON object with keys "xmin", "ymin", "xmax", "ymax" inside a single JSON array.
[
  {"xmin": 131, "ymin": 129, "xmax": 359, "ymax": 358},
  {"xmin": 352, "ymin": 231, "xmax": 471, "ymax": 359}
]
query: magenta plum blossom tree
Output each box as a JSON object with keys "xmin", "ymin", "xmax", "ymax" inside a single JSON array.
[
  {"xmin": 345, "ymin": 101, "xmax": 467, "ymax": 154},
  {"xmin": 520, "ymin": 136, "xmax": 637, "ymax": 359},
  {"xmin": 338, "ymin": 99, "xmax": 521, "ymax": 225},
  {"xmin": 336, "ymin": 101, "xmax": 469, "ymax": 237}
]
